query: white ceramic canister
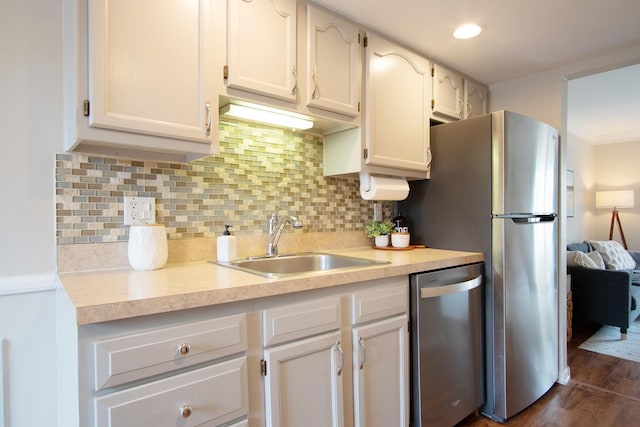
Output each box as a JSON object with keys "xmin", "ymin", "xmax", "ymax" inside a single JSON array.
[
  {"xmin": 391, "ymin": 232, "xmax": 410, "ymax": 248},
  {"xmin": 128, "ymin": 224, "xmax": 168, "ymax": 271}
]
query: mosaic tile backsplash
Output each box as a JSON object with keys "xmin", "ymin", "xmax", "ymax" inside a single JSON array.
[{"xmin": 55, "ymin": 118, "xmax": 393, "ymax": 244}]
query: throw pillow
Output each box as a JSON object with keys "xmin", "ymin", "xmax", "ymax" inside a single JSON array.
[
  {"xmin": 587, "ymin": 240, "xmax": 636, "ymax": 270},
  {"xmin": 567, "ymin": 250, "xmax": 605, "ymax": 269}
]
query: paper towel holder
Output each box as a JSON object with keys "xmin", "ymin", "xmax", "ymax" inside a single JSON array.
[{"xmin": 359, "ymin": 172, "xmax": 410, "ymax": 201}]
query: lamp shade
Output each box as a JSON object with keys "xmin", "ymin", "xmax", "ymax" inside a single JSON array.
[{"xmin": 595, "ymin": 190, "xmax": 635, "ymax": 209}]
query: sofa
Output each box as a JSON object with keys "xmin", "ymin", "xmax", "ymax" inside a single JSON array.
[{"xmin": 567, "ymin": 240, "xmax": 640, "ymax": 339}]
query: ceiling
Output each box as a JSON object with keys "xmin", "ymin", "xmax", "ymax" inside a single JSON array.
[{"xmin": 313, "ymin": 0, "xmax": 640, "ymax": 144}]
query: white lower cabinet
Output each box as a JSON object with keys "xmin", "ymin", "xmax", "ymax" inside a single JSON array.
[
  {"xmin": 261, "ymin": 295, "xmax": 344, "ymax": 426},
  {"xmin": 352, "ymin": 316, "xmax": 409, "ymax": 427},
  {"xmin": 263, "ymin": 331, "xmax": 345, "ymax": 427},
  {"xmin": 62, "ymin": 277, "xmax": 410, "ymax": 427},
  {"xmin": 68, "ymin": 312, "xmax": 250, "ymax": 427},
  {"xmin": 261, "ymin": 277, "xmax": 409, "ymax": 427}
]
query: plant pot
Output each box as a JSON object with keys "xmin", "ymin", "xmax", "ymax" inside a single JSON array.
[
  {"xmin": 374, "ymin": 235, "xmax": 390, "ymax": 247},
  {"xmin": 391, "ymin": 232, "xmax": 410, "ymax": 248}
]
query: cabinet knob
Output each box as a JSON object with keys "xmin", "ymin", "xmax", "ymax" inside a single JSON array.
[
  {"xmin": 177, "ymin": 343, "xmax": 191, "ymax": 356},
  {"xmin": 180, "ymin": 405, "xmax": 193, "ymax": 418}
]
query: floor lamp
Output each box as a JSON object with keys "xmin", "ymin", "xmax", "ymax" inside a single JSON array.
[{"xmin": 595, "ymin": 190, "xmax": 635, "ymax": 249}]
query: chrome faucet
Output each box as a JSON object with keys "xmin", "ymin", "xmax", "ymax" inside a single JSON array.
[{"xmin": 266, "ymin": 206, "xmax": 303, "ymax": 256}]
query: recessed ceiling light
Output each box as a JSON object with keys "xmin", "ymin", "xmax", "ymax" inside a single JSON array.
[{"xmin": 453, "ymin": 23, "xmax": 482, "ymax": 40}]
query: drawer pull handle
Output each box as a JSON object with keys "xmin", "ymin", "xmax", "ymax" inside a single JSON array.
[
  {"xmin": 177, "ymin": 343, "xmax": 191, "ymax": 356},
  {"xmin": 180, "ymin": 405, "xmax": 193, "ymax": 418}
]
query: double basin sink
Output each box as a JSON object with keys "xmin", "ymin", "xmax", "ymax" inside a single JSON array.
[{"xmin": 216, "ymin": 252, "xmax": 389, "ymax": 278}]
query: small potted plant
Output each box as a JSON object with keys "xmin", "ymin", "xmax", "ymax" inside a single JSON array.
[{"xmin": 365, "ymin": 220, "xmax": 395, "ymax": 247}]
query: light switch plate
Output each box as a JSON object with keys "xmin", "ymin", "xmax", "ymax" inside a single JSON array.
[{"xmin": 124, "ymin": 196, "xmax": 156, "ymax": 225}]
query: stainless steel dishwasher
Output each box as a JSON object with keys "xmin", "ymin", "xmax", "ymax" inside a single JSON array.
[{"xmin": 410, "ymin": 262, "xmax": 484, "ymax": 427}]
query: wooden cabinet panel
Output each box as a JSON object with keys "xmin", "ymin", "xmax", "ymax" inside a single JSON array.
[
  {"xmin": 352, "ymin": 315, "xmax": 409, "ymax": 427},
  {"xmin": 306, "ymin": 5, "xmax": 360, "ymax": 116},
  {"xmin": 226, "ymin": 0, "xmax": 298, "ymax": 101},
  {"xmin": 464, "ymin": 78, "xmax": 489, "ymax": 119},
  {"xmin": 262, "ymin": 295, "xmax": 341, "ymax": 347},
  {"xmin": 432, "ymin": 63, "xmax": 464, "ymax": 120},
  {"xmin": 351, "ymin": 278, "xmax": 408, "ymax": 325},
  {"xmin": 364, "ymin": 33, "xmax": 431, "ymax": 173},
  {"xmin": 65, "ymin": 0, "xmax": 217, "ymax": 160},
  {"xmin": 94, "ymin": 357, "xmax": 248, "ymax": 427},
  {"xmin": 263, "ymin": 331, "xmax": 345, "ymax": 427},
  {"xmin": 94, "ymin": 314, "xmax": 247, "ymax": 390}
]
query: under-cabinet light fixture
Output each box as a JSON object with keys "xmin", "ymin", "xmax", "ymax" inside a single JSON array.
[
  {"xmin": 453, "ymin": 23, "xmax": 482, "ymax": 40},
  {"xmin": 220, "ymin": 103, "xmax": 314, "ymax": 131}
]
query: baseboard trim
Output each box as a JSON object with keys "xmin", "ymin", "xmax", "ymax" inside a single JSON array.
[{"xmin": 557, "ymin": 366, "xmax": 571, "ymax": 385}]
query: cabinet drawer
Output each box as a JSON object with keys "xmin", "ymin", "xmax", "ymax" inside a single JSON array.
[
  {"xmin": 95, "ymin": 314, "xmax": 247, "ymax": 390},
  {"xmin": 263, "ymin": 296, "xmax": 341, "ymax": 346},
  {"xmin": 95, "ymin": 357, "xmax": 248, "ymax": 427},
  {"xmin": 351, "ymin": 279, "xmax": 408, "ymax": 325}
]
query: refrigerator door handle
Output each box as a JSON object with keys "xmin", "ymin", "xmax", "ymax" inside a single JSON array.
[
  {"xmin": 511, "ymin": 214, "xmax": 557, "ymax": 224},
  {"xmin": 493, "ymin": 213, "xmax": 557, "ymax": 223},
  {"xmin": 420, "ymin": 275, "xmax": 482, "ymax": 299}
]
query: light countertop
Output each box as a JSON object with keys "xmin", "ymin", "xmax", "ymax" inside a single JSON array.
[{"xmin": 58, "ymin": 247, "xmax": 483, "ymax": 325}]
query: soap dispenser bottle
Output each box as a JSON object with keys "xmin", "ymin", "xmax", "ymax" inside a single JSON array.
[{"xmin": 217, "ymin": 225, "xmax": 237, "ymax": 262}]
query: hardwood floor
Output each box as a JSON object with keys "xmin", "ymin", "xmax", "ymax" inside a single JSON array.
[{"xmin": 456, "ymin": 321, "xmax": 640, "ymax": 426}]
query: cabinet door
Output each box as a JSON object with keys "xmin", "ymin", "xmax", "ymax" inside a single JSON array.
[
  {"xmin": 464, "ymin": 79, "xmax": 489, "ymax": 119},
  {"xmin": 227, "ymin": 0, "xmax": 297, "ymax": 102},
  {"xmin": 263, "ymin": 331, "xmax": 345, "ymax": 427},
  {"xmin": 364, "ymin": 34, "xmax": 431, "ymax": 172},
  {"xmin": 352, "ymin": 315, "xmax": 409, "ymax": 427},
  {"xmin": 306, "ymin": 5, "xmax": 360, "ymax": 117},
  {"xmin": 88, "ymin": 0, "xmax": 216, "ymax": 143},
  {"xmin": 432, "ymin": 63, "xmax": 464, "ymax": 120}
]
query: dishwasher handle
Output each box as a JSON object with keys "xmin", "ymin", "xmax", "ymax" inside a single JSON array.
[{"xmin": 420, "ymin": 275, "xmax": 482, "ymax": 299}]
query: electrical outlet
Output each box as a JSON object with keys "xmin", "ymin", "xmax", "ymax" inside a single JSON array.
[{"xmin": 124, "ymin": 196, "xmax": 156, "ymax": 225}]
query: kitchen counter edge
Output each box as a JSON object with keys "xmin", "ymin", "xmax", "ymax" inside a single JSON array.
[{"xmin": 57, "ymin": 247, "xmax": 483, "ymax": 325}]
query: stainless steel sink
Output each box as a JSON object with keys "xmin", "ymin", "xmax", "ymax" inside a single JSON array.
[{"xmin": 215, "ymin": 252, "xmax": 389, "ymax": 278}]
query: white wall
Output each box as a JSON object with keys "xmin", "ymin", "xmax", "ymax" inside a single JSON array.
[
  {"xmin": 565, "ymin": 132, "xmax": 597, "ymax": 244},
  {"xmin": 0, "ymin": 1, "xmax": 61, "ymax": 426},
  {"xmin": 490, "ymin": 45, "xmax": 640, "ymax": 131},
  {"xmin": 490, "ymin": 45, "xmax": 640, "ymax": 245},
  {"xmin": 594, "ymin": 141, "xmax": 640, "ymax": 250}
]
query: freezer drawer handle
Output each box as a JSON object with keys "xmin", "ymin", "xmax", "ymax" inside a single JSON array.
[
  {"xmin": 511, "ymin": 214, "xmax": 556, "ymax": 223},
  {"xmin": 420, "ymin": 275, "xmax": 482, "ymax": 299}
]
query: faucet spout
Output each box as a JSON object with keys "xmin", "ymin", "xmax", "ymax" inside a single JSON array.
[{"xmin": 267, "ymin": 207, "xmax": 303, "ymax": 256}]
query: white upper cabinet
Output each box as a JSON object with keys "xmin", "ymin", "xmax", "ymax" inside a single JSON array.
[
  {"xmin": 464, "ymin": 78, "xmax": 489, "ymax": 119},
  {"xmin": 432, "ymin": 63, "xmax": 464, "ymax": 120},
  {"xmin": 364, "ymin": 33, "xmax": 431, "ymax": 173},
  {"xmin": 226, "ymin": 0, "xmax": 298, "ymax": 102},
  {"xmin": 306, "ymin": 5, "xmax": 361, "ymax": 117},
  {"xmin": 64, "ymin": 0, "xmax": 217, "ymax": 161}
]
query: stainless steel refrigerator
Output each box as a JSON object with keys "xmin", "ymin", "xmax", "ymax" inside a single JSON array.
[{"xmin": 399, "ymin": 110, "xmax": 559, "ymax": 423}]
